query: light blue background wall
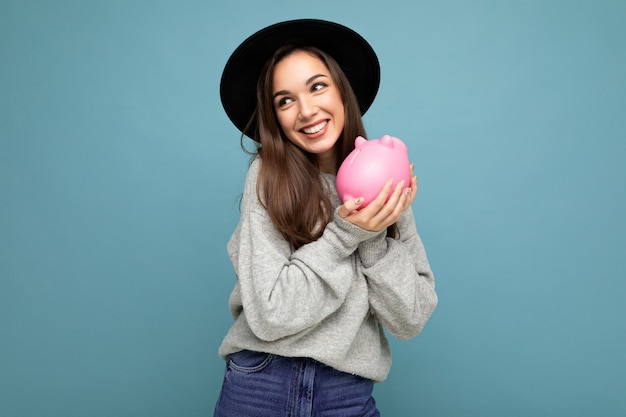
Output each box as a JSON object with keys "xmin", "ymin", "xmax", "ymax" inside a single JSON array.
[{"xmin": 1, "ymin": 0, "xmax": 624, "ymax": 416}]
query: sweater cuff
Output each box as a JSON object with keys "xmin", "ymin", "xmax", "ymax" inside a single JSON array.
[
  {"xmin": 357, "ymin": 232, "xmax": 388, "ymax": 268},
  {"xmin": 330, "ymin": 208, "xmax": 381, "ymax": 248}
]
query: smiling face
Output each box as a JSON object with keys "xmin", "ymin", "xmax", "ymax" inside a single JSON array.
[{"xmin": 272, "ymin": 50, "xmax": 345, "ymax": 172}]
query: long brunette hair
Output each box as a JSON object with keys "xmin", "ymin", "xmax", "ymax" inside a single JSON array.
[{"xmin": 247, "ymin": 45, "xmax": 367, "ymax": 249}]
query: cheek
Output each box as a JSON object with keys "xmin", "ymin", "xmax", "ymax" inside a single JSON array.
[
  {"xmin": 327, "ymin": 93, "xmax": 345, "ymax": 119},
  {"xmin": 332, "ymin": 99, "xmax": 345, "ymax": 127}
]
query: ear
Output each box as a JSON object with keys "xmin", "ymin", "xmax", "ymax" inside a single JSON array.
[
  {"xmin": 355, "ymin": 136, "xmax": 367, "ymax": 148},
  {"xmin": 379, "ymin": 134, "xmax": 394, "ymax": 148}
]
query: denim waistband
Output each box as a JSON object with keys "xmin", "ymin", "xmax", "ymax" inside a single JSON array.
[{"xmin": 214, "ymin": 350, "xmax": 379, "ymax": 417}]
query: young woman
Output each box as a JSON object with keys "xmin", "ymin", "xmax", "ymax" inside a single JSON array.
[{"xmin": 215, "ymin": 19, "xmax": 438, "ymax": 417}]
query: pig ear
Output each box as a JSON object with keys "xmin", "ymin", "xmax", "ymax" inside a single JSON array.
[
  {"xmin": 355, "ymin": 136, "xmax": 367, "ymax": 148},
  {"xmin": 380, "ymin": 135, "xmax": 394, "ymax": 148}
]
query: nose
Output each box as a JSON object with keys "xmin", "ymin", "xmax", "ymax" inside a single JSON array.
[{"xmin": 298, "ymin": 97, "xmax": 318, "ymax": 120}]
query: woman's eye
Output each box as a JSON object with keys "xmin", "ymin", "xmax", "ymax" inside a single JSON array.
[
  {"xmin": 312, "ymin": 82, "xmax": 326, "ymax": 92},
  {"xmin": 277, "ymin": 97, "xmax": 293, "ymax": 108}
]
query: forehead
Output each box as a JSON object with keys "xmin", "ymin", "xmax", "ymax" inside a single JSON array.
[{"xmin": 272, "ymin": 50, "xmax": 331, "ymax": 88}]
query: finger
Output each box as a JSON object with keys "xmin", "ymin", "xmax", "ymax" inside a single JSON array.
[
  {"xmin": 369, "ymin": 179, "xmax": 406, "ymax": 224},
  {"xmin": 359, "ymin": 179, "xmax": 395, "ymax": 215},
  {"xmin": 402, "ymin": 187, "xmax": 413, "ymax": 211},
  {"xmin": 404, "ymin": 175, "xmax": 418, "ymax": 208},
  {"xmin": 338, "ymin": 197, "xmax": 364, "ymax": 218},
  {"xmin": 392, "ymin": 181, "xmax": 412, "ymax": 216},
  {"xmin": 384, "ymin": 179, "xmax": 406, "ymax": 209}
]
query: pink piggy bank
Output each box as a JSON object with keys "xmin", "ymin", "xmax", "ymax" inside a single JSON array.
[{"xmin": 336, "ymin": 135, "xmax": 412, "ymax": 208}]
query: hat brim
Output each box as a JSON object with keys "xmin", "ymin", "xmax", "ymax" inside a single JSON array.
[{"xmin": 220, "ymin": 19, "xmax": 380, "ymax": 140}]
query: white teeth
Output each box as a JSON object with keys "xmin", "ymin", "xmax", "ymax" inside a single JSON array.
[{"xmin": 303, "ymin": 120, "xmax": 328, "ymax": 134}]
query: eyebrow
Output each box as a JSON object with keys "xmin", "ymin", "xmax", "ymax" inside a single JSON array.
[{"xmin": 272, "ymin": 73, "xmax": 328, "ymax": 100}]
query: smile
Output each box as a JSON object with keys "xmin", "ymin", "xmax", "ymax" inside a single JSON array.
[{"xmin": 301, "ymin": 120, "xmax": 328, "ymax": 134}]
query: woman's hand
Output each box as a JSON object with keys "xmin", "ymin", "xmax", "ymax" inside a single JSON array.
[{"xmin": 338, "ymin": 164, "xmax": 418, "ymax": 232}]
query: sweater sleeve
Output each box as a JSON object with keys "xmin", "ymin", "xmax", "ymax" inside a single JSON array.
[
  {"xmin": 228, "ymin": 159, "xmax": 380, "ymax": 342},
  {"xmin": 357, "ymin": 207, "xmax": 438, "ymax": 340}
]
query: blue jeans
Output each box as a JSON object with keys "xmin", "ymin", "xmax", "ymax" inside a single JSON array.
[{"xmin": 214, "ymin": 350, "xmax": 380, "ymax": 417}]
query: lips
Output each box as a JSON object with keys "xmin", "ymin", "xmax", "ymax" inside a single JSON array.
[{"xmin": 301, "ymin": 120, "xmax": 328, "ymax": 135}]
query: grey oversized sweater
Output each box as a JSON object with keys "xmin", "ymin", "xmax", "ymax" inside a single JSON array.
[{"xmin": 218, "ymin": 157, "xmax": 438, "ymax": 382}]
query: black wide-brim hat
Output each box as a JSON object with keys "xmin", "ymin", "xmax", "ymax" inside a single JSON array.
[{"xmin": 220, "ymin": 19, "xmax": 380, "ymax": 140}]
